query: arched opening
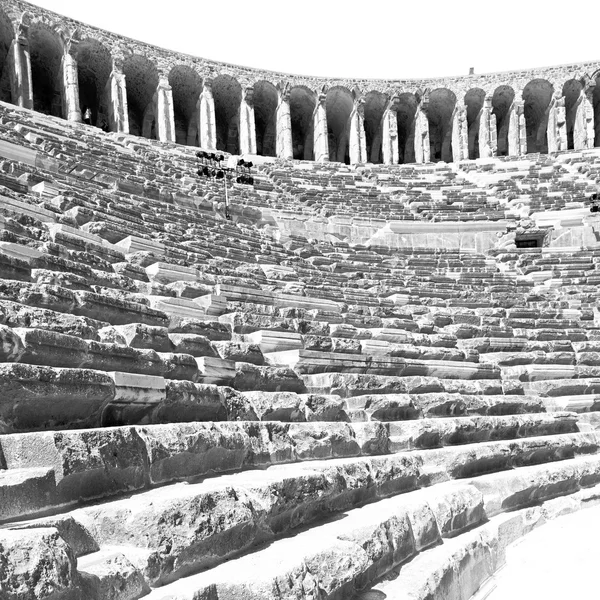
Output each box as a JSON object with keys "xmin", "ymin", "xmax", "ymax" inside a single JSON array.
[
  {"xmin": 397, "ymin": 93, "xmax": 418, "ymax": 164},
  {"xmin": 523, "ymin": 79, "xmax": 553, "ymax": 154},
  {"xmin": 123, "ymin": 55, "xmax": 159, "ymax": 138},
  {"xmin": 465, "ymin": 88, "xmax": 485, "ymax": 159},
  {"xmin": 212, "ymin": 74, "xmax": 241, "ymax": 154},
  {"xmin": 326, "ymin": 86, "xmax": 353, "ymax": 163},
  {"xmin": 594, "ymin": 75, "xmax": 600, "ymax": 147},
  {"xmin": 253, "ymin": 80, "xmax": 278, "ymax": 157},
  {"xmin": 492, "ymin": 85, "xmax": 515, "ymax": 156},
  {"xmin": 290, "ymin": 86, "xmax": 315, "ymax": 160},
  {"xmin": 0, "ymin": 10, "xmax": 14, "ymax": 103},
  {"xmin": 428, "ymin": 88, "xmax": 456, "ymax": 161},
  {"xmin": 29, "ymin": 22, "xmax": 63, "ymax": 117},
  {"xmin": 168, "ymin": 65, "xmax": 202, "ymax": 146},
  {"xmin": 74, "ymin": 38, "xmax": 111, "ymax": 128},
  {"xmin": 562, "ymin": 78, "xmax": 583, "ymax": 150},
  {"xmin": 364, "ymin": 91, "xmax": 387, "ymax": 163}
]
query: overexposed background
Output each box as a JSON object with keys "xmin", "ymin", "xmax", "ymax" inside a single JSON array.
[{"xmin": 25, "ymin": 0, "xmax": 600, "ymax": 79}]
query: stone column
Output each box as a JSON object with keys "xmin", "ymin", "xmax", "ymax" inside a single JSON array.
[
  {"xmin": 105, "ymin": 57, "xmax": 128, "ymax": 133},
  {"xmin": 349, "ymin": 95, "xmax": 367, "ymax": 164},
  {"xmin": 61, "ymin": 52, "xmax": 81, "ymax": 122},
  {"xmin": 451, "ymin": 104, "xmax": 468, "ymax": 162},
  {"xmin": 477, "ymin": 97, "xmax": 497, "ymax": 158},
  {"xmin": 573, "ymin": 87, "xmax": 595, "ymax": 150},
  {"xmin": 155, "ymin": 76, "xmax": 175, "ymax": 143},
  {"xmin": 199, "ymin": 79, "xmax": 216, "ymax": 150},
  {"xmin": 508, "ymin": 100, "xmax": 525, "ymax": 156},
  {"xmin": 239, "ymin": 87, "xmax": 257, "ymax": 155},
  {"xmin": 381, "ymin": 98, "xmax": 399, "ymax": 165},
  {"xmin": 10, "ymin": 28, "xmax": 33, "ymax": 109},
  {"xmin": 414, "ymin": 95, "xmax": 430, "ymax": 164},
  {"xmin": 276, "ymin": 85, "xmax": 293, "ymax": 159},
  {"xmin": 313, "ymin": 91, "xmax": 329, "ymax": 163},
  {"xmin": 547, "ymin": 94, "xmax": 567, "ymax": 153}
]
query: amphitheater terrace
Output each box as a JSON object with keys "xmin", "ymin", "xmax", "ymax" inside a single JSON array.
[{"xmin": 0, "ymin": 1, "xmax": 600, "ymax": 599}]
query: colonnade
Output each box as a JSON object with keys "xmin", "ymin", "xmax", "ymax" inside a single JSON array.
[{"xmin": 1, "ymin": 10, "xmax": 599, "ymax": 165}]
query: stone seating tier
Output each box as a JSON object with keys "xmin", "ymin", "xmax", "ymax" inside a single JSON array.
[{"xmin": 2, "ymin": 102, "xmax": 600, "ymax": 599}]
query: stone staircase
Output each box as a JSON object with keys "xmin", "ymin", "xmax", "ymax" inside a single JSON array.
[{"xmin": 2, "ymin": 101, "xmax": 600, "ymax": 600}]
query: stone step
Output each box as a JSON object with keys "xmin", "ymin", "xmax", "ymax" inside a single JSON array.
[
  {"xmin": 266, "ymin": 349, "xmax": 500, "ymax": 379},
  {"xmin": 12, "ymin": 432, "xmax": 597, "ymax": 587}
]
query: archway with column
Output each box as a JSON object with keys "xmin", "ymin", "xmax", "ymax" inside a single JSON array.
[
  {"xmin": 123, "ymin": 54, "xmax": 159, "ymax": 138},
  {"xmin": 74, "ymin": 38, "xmax": 111, "ymax": 127},
  {"xmin": 29, "ymin": 21, "xmax": 63, "ymax": 117},
  {"xmin": 364, "ymin": 90, "xmax": 387, "ymax": 164},
  {"xmin": 168, "ymin": 65, "xmax": 202, "ymax": 146},
  {"xmin": 326, "ymin": 86, "xmax": 353, "ymax": 163},
  {"xmin": 290, "ymin": 86, "xmax": 315, "ymax": 160},
  {"xmin": 397, "ymin": 93, "xmax": 418, "ymax": 163},
  {"xmin": 562, "ymin": 78, "xmax": 583, "ymax": 150},
  {"xmin": 0, "ymin": 9, "xmax": 14, "ymax": 103},
  {"xmin": 428, "ymin": 88, "xmax": 456, "ymax": 161},
  {"xmin": 465, "ymin": 88, "xmax": 485, "ymax": 159},
  {"xmin": 523, "ymin": 79, "xmax": 553, "ymax": 154},
  {"xmin": 253, "ymin": 80, "xmax": 278, "ymax": 157},
  {"xmin": 212, "ymin": 74, "xmax": 241, "ymax": 154},
  {"xmin": 492, "ymin": 85, "xmax": 515, "ymax": 156}
]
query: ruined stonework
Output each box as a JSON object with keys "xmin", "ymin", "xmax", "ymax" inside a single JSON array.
[{"xmin": 2, "ymin": 2, "xmax": 600, "ymax": 600}]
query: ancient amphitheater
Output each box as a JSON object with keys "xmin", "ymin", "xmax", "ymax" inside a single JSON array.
[{"xmin": 2, "ymin": 1, "xmax": 600, "ymax": 599}]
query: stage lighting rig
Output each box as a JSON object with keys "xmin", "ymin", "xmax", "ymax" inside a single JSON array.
[{"xmin": 196, "ymin": 151, "xmax": 255, "ymax": 219}]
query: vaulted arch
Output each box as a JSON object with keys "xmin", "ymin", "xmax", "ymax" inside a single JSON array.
[
  {"xmin": 0, "ymin": 9, "xmax": 14, "ymax": 103},
  {"xmin": 29, "ymin": 22, "xmax": 64, "ymax": 117},
  {"xmin": 74, "ymin": 38, "xmax": 111, "ymax": 128},
  {"xmin": 212, "ymin": 74, "xmax": 241, "ymax": 154},
  {"xmin": 364, "ymin": 90, "xmax": 387, "ymax": 163},
  {"xmin": 428, "ymin": 88, "xmax": 456, "ymax": 161},
  {"xmin": 123, "ymin": 54, "xmax": 159, "ymax": 138},
  {"xmin": 492, "ymin": 85, "xmax": 515, "ymax": 156},
  {"xmin": 253, "ymin": 80, "xmax": 278, "ymax": 157},
  {"xmin": 397, "ymin": 93, "xmax": 418, "ymax": 164},
  {"xmin": 326, "ymin": 86, "xmax": 353, "ymax": 163},
  {"xmin": 523, "ymin": 79, "xmax": 553, "ymax": 154},
  {"xmin": 465, "ymin": 88, "xmax": 485, "ymax": 159},
  {"xmin": 290, "ymin": 86, "xmax": 315, "ymax": 160},
  {"xmin": 168, "ymin": 65, "xmax": 202, "ymax": 146},
  {"xmin": 562, "ymin": 78, "xmax": 583, "ymax": 150}
]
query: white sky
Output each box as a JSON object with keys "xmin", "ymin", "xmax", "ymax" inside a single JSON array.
[{"xmin": 26, "ymin": 0, "xmax": 600, "ymax": 80}]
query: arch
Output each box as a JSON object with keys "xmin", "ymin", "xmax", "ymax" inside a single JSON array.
[
  {"xmin": 253, "ymin": 80, "xmax": 278, "ymax": 157},
  {"xmin": 29, "ymin": 22, "xmax": 64, "ymax": 117},
  {"xmin": 396, "ymin": 93, "xmax": 418, "ymax": 164},
  {"xmin": 290, "ymin": 85, "xmax": 315, "ymax": 160},
  {"xmin": 563, "ymin": 79, "xmax": 583, "ymax": 150},
  {"xmin": 465, "ymin": 88, "xmax": 485, "ymax": 159},
  {"xmin": 595, "ymin": 75, "xmax": 600, "ymax": 147},
  {"xmin": 326, "ymin": 86, "xmax": 353, "ymax": 163},
  {"xmin": 428, "ymin": 88, "xmax": 456, "ymax": 161},
  {"xmin": 123, "ymin": 55, "xmax": 159, "ymax": 138},
  {"xmin": 364, "ymin": 91, "xmax": 388, "ymax": 163},
  {"xmin": 168, "ymin": 65, "xmax": 202, "ymax": 146},
  {"xmin": 523, "ymin": 79, "xmax": 553, "ymax": 154},
  {"xmin": 212, "ymin": 74, "xmax": 241, "ymax": 154},
  {"xmin": 492, "ymin": 85, "xmax": 515, "ymax": 156},
  {"xmin": 74, "ymin": 38, "xmax": 112, "ymax": 128},
  {"xmin": 0, "ymin": 9, "xmax": 14, "ymax": 103}
]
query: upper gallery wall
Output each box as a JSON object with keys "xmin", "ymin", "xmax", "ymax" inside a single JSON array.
[{"xmin": 2, "ymin": 0, "xmax": 600, "ymax": 164}]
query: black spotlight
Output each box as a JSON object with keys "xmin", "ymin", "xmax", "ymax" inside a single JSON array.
[
  {"xmin": 245, "ymin": 161, "xmax": 253, "ymax": 169},
  {"xmin": 237, "ymin": 159, "xmax": 245, "ymax": 167},
  {"xmin": 216, "ymin": 170, "xmax": 225, "ymax": 179}
]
